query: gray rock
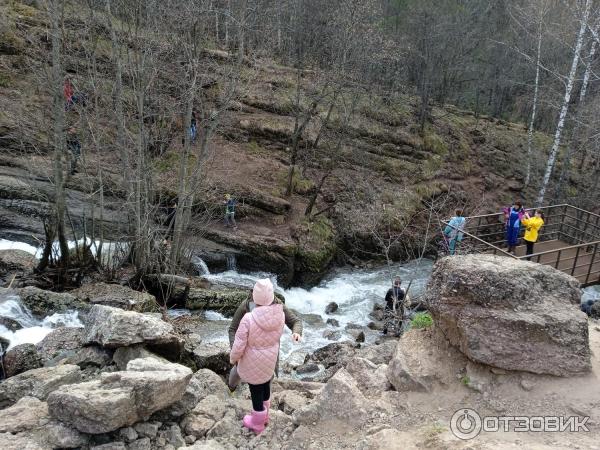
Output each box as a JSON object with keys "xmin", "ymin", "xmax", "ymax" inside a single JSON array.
[
  {"xmin": 118, "ymin": 426, "xmax": 138, "ymax": 443},
  {"xmin": 282, "ymin": 351, "xmax": 308, "ymax": 373},
  {"xmin": 0, "ymin": 396, "xmax": 49, "ymax": 433},
  {"xmin": 206, "ymin": 410, "xmax": 240, "ymax": 438},
  {"xmin": 325, "ymin": 302, "xmax": 338, "ymax": 314},
  {"xmin": 274, "ymin": 390, "xmax": 310, "ymax": 415},
  {"xmin": 36, "ymin": 327, "xmax": 85, "ymax": 363},
  {"xmin": 0, "ymin": 315, "xmax": 22, "ymax": 331},
  {"xmin": 358, "ymin": 340, "xmax": 396, "ymax": 365},
  {"xmin": 113, "ymin": 345, "xmax": 167, "ymax": 370},
  {"xmin": 296, "ymin": 363, "xmax": 320, "ymax": 375},
  {"xmin": 322, "ymin": 329, "xmax": 341, "ymax": 341},
  {"xmin": 164, "ymin": 424, "xmax": 185, "ymax": 448},
  {"xmin": 0, "ymin": 249, "xmax": 36, "ymax": 275},
  {"xmin": 0, "ymin": 432, "xmax": 45, "ymax": 450},
  {"xmin": 0, "ymin": 364, "xmax": 81, "ymax": 408},
  {"xmin": 83, "ymin": 305, "xmax": 184, "ymax": 360},
  {"xmin": 3, "ymin": 343, "xmax": 42, "ymax": 377},
  {"xmin": 16, "ymin": 286, "xmax": 88, "ymax": 318},
  {"xmin": 191, "ymin": 341, "xmax": 231, "ymax": 375},
  {"xmin": 164, "ymin": 368, "xmax": 229, "ymax": 418},
  {"xmin": 47, "ymin": 358, "xmax": 192, "ymax": 434},
  {"xmin": 90, "ymin": 442, "xmax": 126, "ymax": 450},
  {"xmin": 134, "ymin": 422, "xmax": 161, "ymax": 438},
  {"xmin": 292, "ymin": 368, "xmax": 367, "ymax": 427},
  {"xmin": 345, "ymin": 357, "xmax": 390, "ymax": 394},
  {"xmin": 186, "ymin": 440, "xmax": 229, "ymax": 450},
  {"xmin": 67, "ymin": 346, "xmax": 113, "ymax": 369},
  {"xmin": 71, "ymin": 283, "xmax": 158, "ymax": 312},
  {"xmin": 128, "ymin": 438, "xmax": 152, "ymax": 450},
  {"xmin": 39, "ymin": 421, "xmax": 89, "ymax": 449},
  {"xmin": 185, "ymin": 435, "xmax": 197, "ymax": 444},
  {"xmin": 326, "ymin": 318, "xmax": 340, "ymax": 327},
  {"xmin": 348, "ymin": 329, "xmax": 365, "ymax": 343},
  {"xmin": 424, "ymin": 254, "xmax": 591, "ymax": 376}
]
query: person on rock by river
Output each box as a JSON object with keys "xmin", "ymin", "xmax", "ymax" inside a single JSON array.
[
  {"xmin": 503, "ymin": 201, "xmax": 525, "ymax": 254},
  {"xmin": 228, "ymin": 286, "xmax": 303, "ymax": 390},
  {"xmin": 224, "ymin": 194, "xmax": 237, "ymax": 230},
  {"xmin": 521, "ymin": 209, "xmax": 545, "ymax": 260},
  {"xmin": 230, "ymin": 278, "xmax": 285, "ymax": 435},
  {"xmin": 383, "ymin": 277, "xmax": 405, "ymax": 336}
]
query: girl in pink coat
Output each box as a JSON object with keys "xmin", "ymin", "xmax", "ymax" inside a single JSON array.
[{"xmin": 230, "ymin": 278, "xmax": 285, "ymax": 434}]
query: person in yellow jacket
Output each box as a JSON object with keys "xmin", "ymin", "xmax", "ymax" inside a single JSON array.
[{"xmin": 522, "ymin": 209, "xmax": 545, "ymax": 260}]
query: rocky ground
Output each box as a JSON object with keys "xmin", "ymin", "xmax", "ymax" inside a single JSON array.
[{"xmin": 0, "ymin": 254, "xmax": 598, "ymax": 450}]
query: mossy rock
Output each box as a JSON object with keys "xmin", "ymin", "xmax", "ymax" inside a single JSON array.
[
  {"xmin": 185, "ymin": 287, "xmax": 250, "ymax": 316},
  {"xmin": 294, "ymin": 217, "xmax": 337, "ymax": 285}
]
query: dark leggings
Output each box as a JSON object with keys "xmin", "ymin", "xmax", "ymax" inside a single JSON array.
[
  {"xmin": 525, "ymin": 240, "xmax": 535, "ymax": 260},
  {"xmin": 248, "ymin": 380, "xmax": 271, "ymax": 411}
]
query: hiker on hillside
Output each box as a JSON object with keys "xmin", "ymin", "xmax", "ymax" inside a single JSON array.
[
  {"xmin": 230, "ymin": 279, "xmax": 286, "ymax": 435},
  {"xmin": 521, "ymin": 209, "xmax": 545, "ymax": 260},
  {"xmin": 66, "ymin": 127, "xmax": 81, "ymax": 175},
  {"xmin": 224, "ymin": 194, "xmax": 237, "ymax": 229},
  {"xmin": 64, "ymin": 78, "xmax": 74, "ymax": 110},
  {"xmin": 503, "ymin": 201, "xmax": 525, "ymax": 253},
  {"xmin": 190, "ymin": 112, "xmax": 197, "ymax": 144},
  {"xmin": 443, "ymin": 209, "xmax": 466, "ymax": 255},
  {"xmin": 383, "ymin": 277, "xmax": 405, "ymax": 336}
]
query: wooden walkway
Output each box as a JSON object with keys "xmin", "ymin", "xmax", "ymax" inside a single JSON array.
[{"xmin": 509, "ymin": 239, "xmax": 599, "ymax": 285}]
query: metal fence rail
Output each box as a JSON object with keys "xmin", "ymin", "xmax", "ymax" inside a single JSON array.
[{"xmin": 443, "ymin": 204, "xmax": 600, "ymax": 287}]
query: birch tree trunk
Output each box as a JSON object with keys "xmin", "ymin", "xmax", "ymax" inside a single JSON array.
[
  {"xmin": 535, "ymin": 0, "xmax": 591, "ymax": 206},
  {"xmin": 554, "ymin": 35, "xmax": 597, "ymax": 201},
  {"xmin": 525, "ymin": 13, "xmax": 543, "ymax": 187}
]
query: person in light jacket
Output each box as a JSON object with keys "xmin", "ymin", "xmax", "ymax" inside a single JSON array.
[
  {"xmin": 230, "ymin": 278, "xmax": 284, "ymax": 434},
  {"xmin": 443, "ymin": 209, "xmax": 466, "ymax": 255}
]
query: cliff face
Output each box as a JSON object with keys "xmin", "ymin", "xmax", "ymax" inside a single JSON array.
[{"xmin": 0, "ymin": 1, "xmax": 572, "ymax": 285}]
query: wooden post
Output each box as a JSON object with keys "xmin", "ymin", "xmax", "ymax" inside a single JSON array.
[
  {"xmin": 555, "ymin": 250, "xmax": 562, "ymax": 269},
  {"xmin": 558, "ymin": 205, "xmax": 567, "ymax": 242}
]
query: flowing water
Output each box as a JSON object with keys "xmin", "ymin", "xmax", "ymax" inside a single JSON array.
[
  {"xmin": 0, "ymin": 291, "xmax": 83, "ymax": 351},
  {"xmin": 201, "ymin": 259, "xmax": 434, "ymax": 358}
]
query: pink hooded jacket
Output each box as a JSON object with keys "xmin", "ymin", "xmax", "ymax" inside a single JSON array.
[{"xmin": 230, "ymin": 303, "xmax": 285, "ymax": 385}]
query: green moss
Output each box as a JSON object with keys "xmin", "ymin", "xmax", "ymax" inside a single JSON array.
[
  {"xmin": 0, "ymin": 72, "xmax": 10, "ymax": 88},
  {"xmin": 422, "ymin": 128, "xmax": 448, "ymax": 155},
  {"xmin": 277, "ymin": 169, "xmax": 315, "ymax": 195},
  {"xmin": 296, "ymin": 216, "xmax": 337, "ymax": 274},
  {"xmin": 410, "ymin": 312, "xmax": 433, "ymax": 329}
]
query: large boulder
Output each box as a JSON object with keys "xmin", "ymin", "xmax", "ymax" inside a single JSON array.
[
  {"xmin": 292, "ymin": 368, "xmax": 368, "ymax": 427},
  {"xmin": 14, "ymin": 287, "xmax": 88, "ymax": 317},
  {"xmin": 0, "ymin": 396, "xmax": 49, "ymax": 433},
  {"xmin": 185, "ymin": 287, "xmax": 249, "ymax": 316},
  {"xmin": 424, "ymin": 255, "xmax": 591, "ymax": 376},
  {"xmin": 0, "ymin": 364, "xmax": 82, "ymax": 408},
  {"xmin": 71, "ymin": 283, "xmax": 158, "ymax": 312},
  {"xmin": 83, "ymin": 305, "xmax": 184, "ymax": 360},
  {"xmin": 47, "ymin": 358, "xmax": 192, "ymax": 434},
  {"xmin": 3, "ymin": 343, "xmax": 43, "ymax": 377},
  {"xmin": 386, "ymin": 328, "xmax": 466, "ymax": 392},
  {"xmin": 0, "ymin": 249, "xmax": 36, "ymax": 275},
  {"xmin": 112, "ymin": 345, "xmax": 168, "ymax": 370},
  {"xmin": 191, "ymin": 341, "xmax": 231, "ymax": 376},
  {"xmin": 36, "ymin": 327, "xmax": 85, "ymax": 363}
]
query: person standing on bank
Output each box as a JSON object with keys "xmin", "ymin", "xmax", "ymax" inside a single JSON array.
[
  {"xmin": 230, "ymin": 279, "xmax": 285, "ymax": 435},
  {"xmin": 443, "ymin": 209, "xmax": 466, "ymax": 255},
  {"xmin": 503, "ymin": 201, "xmax": 525, "ymax": 253},
  {"xmin": 224, "ymin": 194, "xmax": 237, "ymax": 230},
  {"xmin": 521, "ymin": 209, "xmax": 545, "ymax": 260}
]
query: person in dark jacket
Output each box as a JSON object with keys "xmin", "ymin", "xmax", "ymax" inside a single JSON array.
[
  {"xmin": 383, "ymin": 277, "xmax": 405, "ymax": 336},
  {"xmin": 66, "ymin": 127, "xmax": 81, "ymax": 175},
  {"xmin": 228, "ymin": 292, "xmax": 302, "ymax": 390}
]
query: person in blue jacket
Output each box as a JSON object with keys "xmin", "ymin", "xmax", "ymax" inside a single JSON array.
[{"xmin": 503, "ymin": 201, "xmax": 525, "ymax": 253}]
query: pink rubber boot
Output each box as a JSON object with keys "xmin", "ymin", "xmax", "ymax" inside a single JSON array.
[
  {"xmin": 263, "ymin": 400, "xmax": 271, "ymax": 425},
  {"xmin": 242, "ymin": 409, "xmax": 268, "ymax": 435}
]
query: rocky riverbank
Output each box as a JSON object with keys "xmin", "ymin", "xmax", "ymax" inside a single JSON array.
[{"xmin": 0, "ymin": 254, "xmax": 598, "ymax": 449}]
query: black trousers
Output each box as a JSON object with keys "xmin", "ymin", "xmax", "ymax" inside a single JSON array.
[
  {"xmin": 525, "ymin": 239, "xmax": 535, "ymax": 260},
  {"xmin": 248, "ymin": 380, "xmax": 271, "ymax": 411}
]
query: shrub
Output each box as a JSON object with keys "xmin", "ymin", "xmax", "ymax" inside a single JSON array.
[{"xmin": 410, "ymin": 312, "xmax": 433, "ymax": 329}]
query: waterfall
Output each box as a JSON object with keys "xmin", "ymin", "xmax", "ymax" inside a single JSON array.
[
  {"xmin": 0, "ymin": 291, "xmax": 83, "ymax": 352},
  {"xmin": 226, "ymin": 254, "xmax": 237, "ymax": 271},
  {"xmin": 191, "ymin": 255, "xmax": 210, "ymax": 275}
]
